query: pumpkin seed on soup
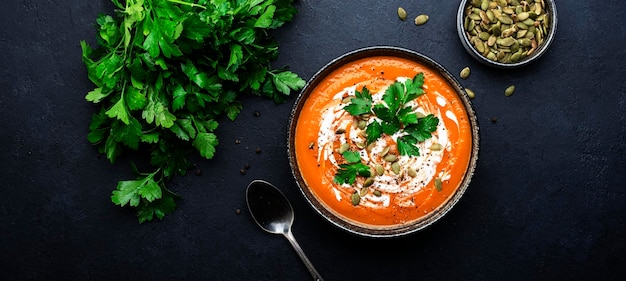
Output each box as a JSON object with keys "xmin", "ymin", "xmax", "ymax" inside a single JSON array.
[
  {"xmin": 434, "ymin": 178, "xmax": 443, "ymax": 191},
  {"xmin": 351, "ymin": 192, "xmax": 361, "ymax": 206}
]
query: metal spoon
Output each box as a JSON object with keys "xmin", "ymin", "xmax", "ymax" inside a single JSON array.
[{"xmin": 246, "ymin": 180, "xmax": 324, "ymax": 281}]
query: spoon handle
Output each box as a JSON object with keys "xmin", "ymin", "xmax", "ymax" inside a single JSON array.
[{"xmin": 284, "ymin": 230, "xmax": 324, "ymax": 281}]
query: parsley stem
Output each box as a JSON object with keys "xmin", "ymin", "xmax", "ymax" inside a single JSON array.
[{"xmin": 166, "ymin": 0, "xmax": 206, "ymax": 9}]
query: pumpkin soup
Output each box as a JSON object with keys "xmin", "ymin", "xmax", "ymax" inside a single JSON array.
[{"xmin": 293, "ymin": 55, "xmax": 473, "ymax": 228}]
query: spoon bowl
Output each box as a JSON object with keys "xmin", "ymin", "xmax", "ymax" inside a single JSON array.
[
  {"xmin": 246, "ymin": 180, "xmax": 294, "ymax": 234},
  {"xmin": 246, "ymin": 180, "xmax": 324, "ymax": 281}
]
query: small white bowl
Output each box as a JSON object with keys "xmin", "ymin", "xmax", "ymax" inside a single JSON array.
[{"xmin": 457, "ymin": 0, "xmax": 557, "ymax": 68}]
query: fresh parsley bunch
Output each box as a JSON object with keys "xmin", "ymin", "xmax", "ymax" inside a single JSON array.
[{"xmin": 80, "ymin": 0, "xmax": 305, "ymax": 223}]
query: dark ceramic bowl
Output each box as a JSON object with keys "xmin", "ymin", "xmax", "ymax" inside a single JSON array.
[
  {"xmin": 287, "ymin": 46, "xmax": 480, "ymax": 238},
  {"xmin": 457, "ymin": 0, "xmax": 557, "ymax": 68}
]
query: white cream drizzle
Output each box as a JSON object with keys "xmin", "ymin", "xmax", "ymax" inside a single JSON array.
[{"xmin": 317, "ymin": 78, "xmax": 461, "ymax": 209}]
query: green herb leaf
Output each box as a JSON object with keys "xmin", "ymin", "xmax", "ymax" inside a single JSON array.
[
  {"xmin": 254, "ymin": 5, "xmax": 276, "ymax": 28},
  {"xmin": 272, "ymin": 70, "xmax": 306, "ymax": 96},
  {"xmin": 111, "ymin": 171, "xmax": 160, "ymax": 207},
  {"xmin": 397, "ymin": 135, "xmax": 420, "ymax": 157},
  {"xmin": 105, "ymin": 98, "xmax": 130, "ymax": 125},
  {"xmin": 405, "ymin": 114, "xmax": 439, "ymax": 142},
  {"xmin": 365, "ymin": 120, "xmax": 383, "ymax": 144},
  {"xmin": 193, "ymin": 132, "xmax": 218, "ymax": 159},
  {"xmin": 342, "ymin": 150, "xmax": 362, "ymax": 163},
  {"xmin": 344, "ymin": 86, "xmax": 372, "ymax": 116},
  {"xmin": 333, "ymin": 151, "xmax": 372, "ymax": 185}
]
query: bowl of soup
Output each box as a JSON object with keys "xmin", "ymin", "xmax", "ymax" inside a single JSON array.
[{"xmin": 288, "ymin": 46, "xmax": 479, "ymax": 238}]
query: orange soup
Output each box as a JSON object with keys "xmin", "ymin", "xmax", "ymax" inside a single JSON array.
[{"xmin": 293, "ymin": 55, "xmax": 473, "ymax": 228}]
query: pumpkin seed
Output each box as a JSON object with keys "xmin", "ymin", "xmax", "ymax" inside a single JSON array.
[
  {"xmin": 466, "ymin": 88, "xmax": 476, "ymax": 99},
  {"xmin": 338, "ymin": 143, "xmax": 350, "ymax": 154},
  {"xmin": 384, "ymin": 154, "xmax": 398, "ymax": 162},
  {"xmin": 497, "ymin": 15, "xmax": 513, "ymax": 25},
  {"xmin": 517, "ymin": 12, "xmax": 530, "ymax": 21},
  {"xmin": 367, "ymin": 142, "xmax": 376, "ymax": 152},
  {"xmin": 522, "ymin": 18, "xmax": 535, "ymax": 26},
  {"xmin": 486, "ymin": 10, "xmax": 495, "ymax": 22},
  {"xmin": 363, "ymin": 177, "xmax": 374, "ymax": 188},
  {"xmin": 375, "ymin": 164, "xmax": 384, "ymax": 176},
  {"xmin": 501, "ymin": 27, "xmax": 516, "ymax": 38},
  {"xmin": 469, "ymin": 13, "xmax": 482, "ymax": 21},
  {"xmin": 460, "ymin": 66, "xmax": 471, "ymax": 79},
  {"xmin": 474, "ymin": 39, "xmax": 485, "ymax": 53},
  {"xmin": 391, "ymin": 162, "xmax": 401, "ymax": 175},
  {"xmin": 497, "ymin": 50, "xmax": 506, "ymax": 60},
  {"xmin": 380, "ymin": 146, "xmax": 390, "ymax": 157},
  {"xmin": 480, "ymin": 0, "xmax": 489, "ymax": 10},
  {"xmin": 359, "ymin": 187, "xmax": 368, "ymax": 197},
  {"xmin": 510, "ymin": 51, "xmax": 522, "ymax": 62},
  {"xmin": 519, "ymin": 38, "xmax": 532, "ymax": 47},
  {"xmin": 414, "ymin": 14, "xmax": 429, "ymax": 26},
  {"xmin": 397, "ymin": 7, "xmax": 407, "ymax": 21},
  {"xmin": 490, "ymin": 25, "xmax": 502, "ymax": 36},
  {"xmin": 516, "ymin": 22, "xmax": 529, "ymax": 30},
  {"xmin": 356, "ymin": 141, "xmax": 365, "ymax": 149},
  {"xmin": 478, "ymin": 31, "xmax": 490, "ymax": 41},
  {"xmin": 335, "ymin": 128, "xmax": 345, "ymax": 134},
  {"xmin": 408, "ymin": 168, "xmax": 417, "ymax": 178},
  {"xmin": 350, "ymin": 193, "xmax": 361, "ymax": 206},
  {"xmin": 357, "ymin": 120, "xmax": 367, "ymax": 130},
  {"xmin": 373, "ymin": 190, "xmax": 382, "ymax": 197},
  {"xmin": 499, "ymin": 37, "xmax": 516, "ymax": 47},
  {"xmin": 505, "ymin": 85, "xmax": 516, "ymax": 96},
  {"xmin": 479, "ymin": 10, "xmax": 489, "ymax": 24},
  {"xmin": 434, "ymin": 178, "xmax": 443, "ymax": 191},
  {"xmin": 431, "ymin": 143, "xmax": 443, "ymax": 151}
]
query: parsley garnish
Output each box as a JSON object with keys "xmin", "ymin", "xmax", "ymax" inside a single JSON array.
[
  {"xmin": 82, "ymin": 0, "xmax": 304, "ymax": 223},
  {"xmin": 344, "ymin": 73, "xmax": 439, "ymax": 157},
  {"xmin": 333, "ymin": 151, "xmax": 372, "ymax": 185}
]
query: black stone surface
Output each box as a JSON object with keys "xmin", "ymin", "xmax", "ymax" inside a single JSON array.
[{"xmin": 1, "ymin": 0, "xmax": 625, "ymax": 280}]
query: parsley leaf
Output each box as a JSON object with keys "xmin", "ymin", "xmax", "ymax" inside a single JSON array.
[
  {"xmin": 365, "ymin": 120, "xmax": 383, "ymax": 145},
  {"xmin": 397, "ymin": 135, "xmax": 421, "ymax": 157},
  {"xmin": 333, "ymin": 151, "xmax": 371, "ymax": 185},
  {"xmin": 344, "ymin": 87, "xmax": 373, "ymax": 116},
  {"xmin": 405, "ymin": 114, "xmax": 439, "ymax": 141},
  {"xmin": 83, "ymin": 0, "xmax": 304, "ymax": 223}
]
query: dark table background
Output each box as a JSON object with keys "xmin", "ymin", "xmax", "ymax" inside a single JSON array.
[{"xmin": 2, "ymin": 0, "xmax": 625, "ymax": 280}]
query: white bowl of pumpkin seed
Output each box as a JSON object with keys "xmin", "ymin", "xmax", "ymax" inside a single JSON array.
[{"xmin": 457, "ymin": 0, "xmax": 557, "ymax": 68}]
